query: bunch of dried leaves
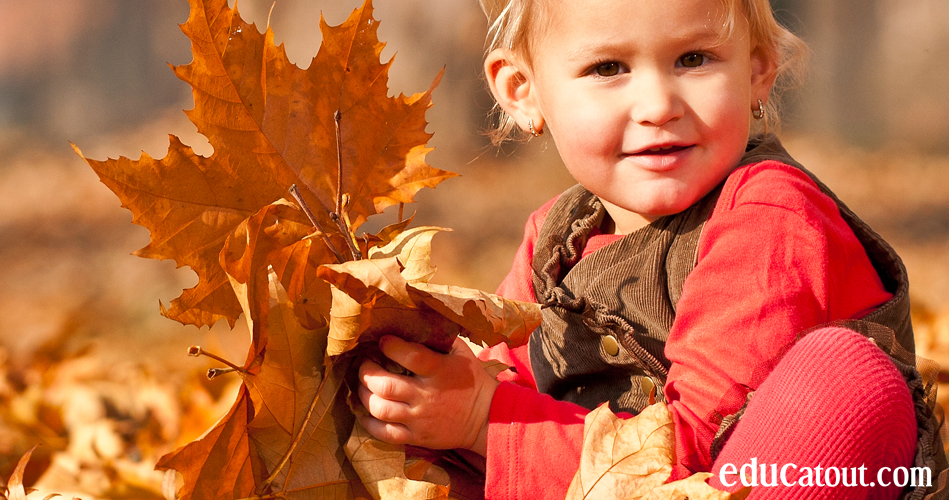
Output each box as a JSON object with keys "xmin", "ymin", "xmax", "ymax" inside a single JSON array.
[{"xmin": 74, "ymin": 0, "xmax": 540, "ymax": 498}]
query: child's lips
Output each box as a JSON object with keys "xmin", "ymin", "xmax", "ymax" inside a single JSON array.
[
  {"xmin": 637, "ymin": 144, "xmax": 691, "ymax": 154},
  {"xmin": 623, "ymin": 144, "xmax": 694, "ymax": 171}
]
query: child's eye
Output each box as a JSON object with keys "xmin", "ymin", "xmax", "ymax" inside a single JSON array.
[
  {"xmin": 680, "ymin": 53, "xmax": 706, "ymax": 68},
  {"xmin": 594, "ymin": 62, "xmax": 622, "ymax": 77}
]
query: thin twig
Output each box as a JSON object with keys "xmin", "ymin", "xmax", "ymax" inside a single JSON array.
[
  {"xmin": 327, "ymin": 110, "xmax": 360, "ymax": 261},
  {"xmin": 334, "ymin": 110, "xmax": 343, "ymax": 216},
  {"xmin": 289, "ymin": 184, "xmax": 345, "ymax": 263},
  {"xmin": 339, "ymin": 194, "xmax": 362, "ymax": 260},
  {"xmin": 398, "ymin": 202, "xmax": 404, "ymax": 223},
  {"xmin": 329, "ymin": 211, "xmax": 360, "ymax": 261}
]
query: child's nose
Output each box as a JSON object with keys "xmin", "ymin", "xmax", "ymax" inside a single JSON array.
[{"xmin": 628, "ymin": 74, "xmax": 683, "ymax": 127}]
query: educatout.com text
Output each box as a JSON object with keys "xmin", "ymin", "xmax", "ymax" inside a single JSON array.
[{"xmin": 719, "ymin": 458, "xmax": 931, "ymax": 489}]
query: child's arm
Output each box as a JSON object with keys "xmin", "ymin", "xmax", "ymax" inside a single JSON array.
[
  {"xmin": 357, "ymin": 335, "xmax": 499, "ymax": 455},
  {"xmin": 663, "ymin": 163, "xmax": 893, "ymax": 477}
]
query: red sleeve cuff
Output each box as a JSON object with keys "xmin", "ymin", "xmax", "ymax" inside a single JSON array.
[{"xmin": 484, "ymin": 382, "xmax": 588, "ymax": 500}]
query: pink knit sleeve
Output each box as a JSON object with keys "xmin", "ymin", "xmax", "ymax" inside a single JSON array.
[{"xmin": 663, "ymin": 162, "xmax": 893, "ymax": 478}]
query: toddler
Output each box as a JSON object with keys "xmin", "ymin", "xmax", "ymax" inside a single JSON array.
[{"xmin": 357, "ymin": 0, "xmax": 948, "ymax": 498}]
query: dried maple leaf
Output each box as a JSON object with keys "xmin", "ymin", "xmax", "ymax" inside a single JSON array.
[
  {"xmin": 313, "ymin": 227, "xmax": 539, "ymax": 499},
  {"xmin": 346, "ymin": 422, "xmax": 449, "ymax": 499},
  {"xmin": 317, "ymin": 227, "xmax": 542, "ymax": 356},
  {"xmin": 565, "ymin": 404, "xmax": 749, "ymax": 500},
  {"xmin": 367, "ymin": 226, "xmax": 445, "ymax": 284},
  {"xmin": 74, "ymin": 0, "xmax": 455, "ymax": 328},
  {"xmin": 220, "ymin": 200, "xmax": 339, "ymax": 334},
  {"xmin": 155, "ymin": 387, "xmax": 261, "ymax": 500},
  {"xmin": 156, "ymin": 197, "xmax": 376, "ymax": 499},
  {"xmin": 407, "ymin": 283, "xmax": 538, "ymax": 349}
]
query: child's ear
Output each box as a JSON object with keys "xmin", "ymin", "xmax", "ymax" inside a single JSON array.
[
  {"xmin": 750, "ymin": 45, "xmax": 779, "ymax": 104},
  {"xmin": 484, "ymin": 49, "xmax": 544, "ymax": 132}
]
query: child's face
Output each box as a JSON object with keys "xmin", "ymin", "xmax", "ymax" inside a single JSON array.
[{"xmin": 526, "ymin": 0, "xmax": 773, "ymax": 233}]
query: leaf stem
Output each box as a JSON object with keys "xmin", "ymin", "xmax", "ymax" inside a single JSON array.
[
  {"xmin": 188, "ymin": 346, "xmax": 245, "ymax": 374},
  {"xmin": 207, "ymin": 367, "xmax": 237, "ymax": 379},
  {"xmin": 288, "ymin": 184, "xmax": 345, "ymax": 263}
]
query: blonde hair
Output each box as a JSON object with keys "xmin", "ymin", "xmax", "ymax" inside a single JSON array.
[{"xmin": 478, "ymin": 0, "xmax": 809, "ymax": 144}]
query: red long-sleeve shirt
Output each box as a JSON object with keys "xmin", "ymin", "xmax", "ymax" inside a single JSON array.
[{"xmin": 478, "ymin": 161, "xmax": 893, "ymax": 500}]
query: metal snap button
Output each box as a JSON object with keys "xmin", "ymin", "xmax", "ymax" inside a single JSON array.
[
  {"xmin": 640, "ymin": 376, "xmax": 656, "ymax": 396},
  {"xmin": 601, "ymin": 334, "xmax": 620, "ymax": 356}
]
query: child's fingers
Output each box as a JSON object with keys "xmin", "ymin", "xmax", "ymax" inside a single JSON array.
[
  {"xmin": 358, "ymin": 383, "xmax": 413, "ymax": 423},
  {"xmin": 358, "ymin": 359, "xmax": 416, "ymax": 402},
  {"xmin": 378, "ymin": 335, "xmax": 440, "ymax": 377},
  {"xmin": 357, "ymin": 413, "xmax": 413, "ymax": 445}
]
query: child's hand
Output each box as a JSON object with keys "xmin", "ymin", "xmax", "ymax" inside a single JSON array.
[{"xmin": 356, "ymin": 335, "xmax": 499, "ymax": 456}]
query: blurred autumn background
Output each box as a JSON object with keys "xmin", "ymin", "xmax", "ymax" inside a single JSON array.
[{"xmin": 1, "ymin": 0, "xmax": 947, "ymax": 497}]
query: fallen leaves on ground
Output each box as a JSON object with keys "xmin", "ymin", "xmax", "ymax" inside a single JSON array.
[
  {"xmin": 0, "ymin": 333, "xmax": 216, "ymax": 500},
  {"xmin": 566, "ymin": 404, "xmax": 750, "ymax": 500}
]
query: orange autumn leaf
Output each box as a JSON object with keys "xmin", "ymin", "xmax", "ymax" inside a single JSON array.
[
  {"xmin": 408, "ymin": 283, "xmax": 539, "ymax": 349},
  {"xmin": 367, "ymin": 226, "xmax": 446, "ymax": 284},
  {"xmin": 319, "ymin": 256, "xmax": 464, "ymax": 356},
  {"xmin": 155, "ymin": 387, "xmax": 261, "ymax": 500},
  {"xmin": 220, "ymin": 200, "xmax": 339, "ymax": 334},
  {"xmin": 75, "ymin": 0, "xmax": 455, "ymax": 328},
  {"xmin": 317, "ymin": 227, "xmax": 542, "ymax": 356},
  {"xmin": 566, "ymin": 404, "xmax": 749, "ymax": 500},
  {"xmin": 154, "ymin": 193, "xmax": 373, "ymax": 499}
]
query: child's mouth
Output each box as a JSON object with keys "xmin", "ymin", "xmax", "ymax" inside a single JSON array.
[
  {"xmin": 623, "ymin": 144, "xmax": 694, "ymax": 171},
  {"xmin": 635, "ymin": 144, "xmax": 691, "ymax": 155}
]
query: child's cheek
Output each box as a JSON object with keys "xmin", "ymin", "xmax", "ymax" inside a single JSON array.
[{"xmin": 559, "ymin": 106, "xmax": 621, "ymax": 159}]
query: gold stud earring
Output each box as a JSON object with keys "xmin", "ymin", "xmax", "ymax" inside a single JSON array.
[
  {"xmin": 528, "ymin": 118, "xmax": 543, "ymax": 137},
  {"xmin": 753, "ymin": 99, "xmax": 765, "ymax": 120}
]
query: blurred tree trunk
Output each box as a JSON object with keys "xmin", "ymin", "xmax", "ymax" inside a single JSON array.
[
  {"xmin": 788, "ymin": 0, "xmax": 949, "ymax": 153},
  {"xmin": 793, "ymin": 0, "xmax": 884, "ymax": 146}
]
